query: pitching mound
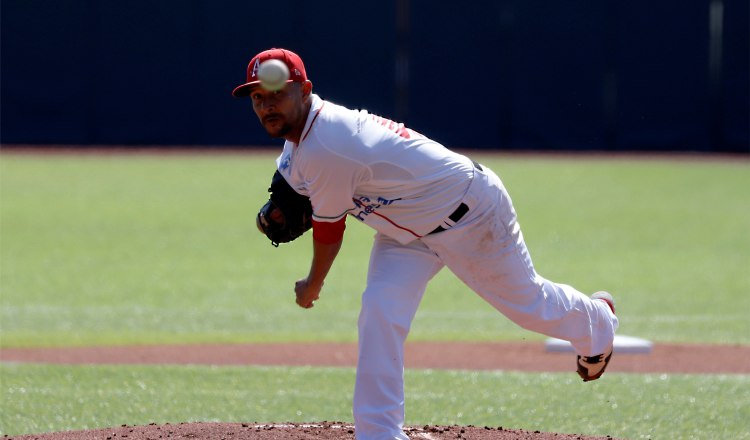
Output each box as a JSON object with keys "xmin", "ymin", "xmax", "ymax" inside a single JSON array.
[{"xmin": 7, "ymin": 422, "xmax": 618, "ymax": 440}]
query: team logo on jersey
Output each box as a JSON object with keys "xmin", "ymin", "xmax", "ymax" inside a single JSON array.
[
  {"xmin": 279, "ymin": 152, "xmax": 291, "ymax": 171},
  {"xmin": 351, "ymin": 195, "xmax": 401, "ymax": 221}
]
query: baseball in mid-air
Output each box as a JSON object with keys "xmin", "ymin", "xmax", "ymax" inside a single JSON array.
[{"xmin": 258, "ymin": 59, "xmax": 290, "ymax": 91}]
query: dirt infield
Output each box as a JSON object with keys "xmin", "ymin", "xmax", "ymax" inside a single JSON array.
[
  {"xmin": 4, "ymin": 341, "xmax": 748, "ymax": 440},
  {"xmin": 2, "ymin": 341, "xmax": 749, "ymax": 374}
]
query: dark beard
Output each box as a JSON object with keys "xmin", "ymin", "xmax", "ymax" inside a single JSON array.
[{"xmin": 264, "ymin": 120, "xmax": 293, "ymax": 139}]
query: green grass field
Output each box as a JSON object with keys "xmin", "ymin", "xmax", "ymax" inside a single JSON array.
[{"xmin": 1, "ymin": 151, "xmax": 749, "ymax": 438}]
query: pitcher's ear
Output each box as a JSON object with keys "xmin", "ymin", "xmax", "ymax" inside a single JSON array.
[{"xmin": 302, "ymin": 80, "xmax": 313, "ymax": 97}]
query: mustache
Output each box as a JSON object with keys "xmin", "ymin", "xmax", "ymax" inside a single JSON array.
[{"xmin": 262, "ymin": 113, "xmax": 284, "ymax": 124}]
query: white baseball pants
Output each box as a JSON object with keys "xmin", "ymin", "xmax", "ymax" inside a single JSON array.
[{"xmin": 352, "ymin": 165, "xmax": 619, "ymax": 440}]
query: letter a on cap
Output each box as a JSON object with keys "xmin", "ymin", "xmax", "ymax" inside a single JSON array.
[{"xmin": 251, "ymin": 59, "xmax": 260, "ymax": 79}]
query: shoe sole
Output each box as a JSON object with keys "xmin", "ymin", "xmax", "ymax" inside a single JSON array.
[
  {"xmin": 577, "ymin": 351, "xmax": 613, "ymax": 382},
  {"xmin": 578, "ymin": 291, "xmax": 616, "ymax": 381}
]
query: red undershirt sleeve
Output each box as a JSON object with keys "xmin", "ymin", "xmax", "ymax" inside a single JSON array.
[{"xmin": 312, "ymin": 217, "xmax": 346, "ymax": 244}]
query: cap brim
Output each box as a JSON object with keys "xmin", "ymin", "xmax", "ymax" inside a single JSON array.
[
  {"xmin": 232, "ymin": 80, "xmax": 297, "ymax": 97},
  {"xmin": 231, "ymin": 81, "xmax": 260, "ymax": 97}
]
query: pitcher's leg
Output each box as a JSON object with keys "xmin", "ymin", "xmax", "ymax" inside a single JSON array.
[
  {"xmin": 424, "ymin": 170, "xmax": 618, "ymax": 356},
  {"xmin": 531, "ymin": 277, "xmax": 618, "ymax": 356},
  {"xmin": 354, "ymin": 234, "xmax": 443, "ymax": 440},
  {"xmin": 457, "ymin": 225, "xmax": 616, "ymax": 356},
  {"xmin": 477, "ymin": 220, "xmax": 617, "ymax": 355}
]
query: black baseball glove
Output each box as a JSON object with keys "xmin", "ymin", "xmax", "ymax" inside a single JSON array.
[{"xmin": 256, "ymin": 170, "xmax": 313, "ymax": 247}]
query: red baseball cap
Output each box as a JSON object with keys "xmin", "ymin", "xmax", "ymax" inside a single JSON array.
[{"xmin": 232, "ymin": 48, "xmax": 308, "ymax": 97}]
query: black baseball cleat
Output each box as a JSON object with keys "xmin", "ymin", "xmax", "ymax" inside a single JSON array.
[{"xmin": 577, "ymin": 291, "xmax": 616, "ymax": 382}]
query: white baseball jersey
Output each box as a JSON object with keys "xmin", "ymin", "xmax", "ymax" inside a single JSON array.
[{"xmin": 276, "ymin": 94, "xmax": 474, "ymax": 244}]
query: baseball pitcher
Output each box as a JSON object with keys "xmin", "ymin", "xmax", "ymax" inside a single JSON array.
[{"xmin": 234, "ymin": 48, "xmax": 618, "ymax": 440}]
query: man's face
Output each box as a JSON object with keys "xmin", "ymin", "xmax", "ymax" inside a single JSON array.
[{"xmin": 249, "ymin": 82, "xmax": 307, "ymax": 140}]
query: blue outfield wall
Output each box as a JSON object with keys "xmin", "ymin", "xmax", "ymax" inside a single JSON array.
[{"xmin": 1, "ymin": 0, "xmax": 747, "ymax": 152}]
